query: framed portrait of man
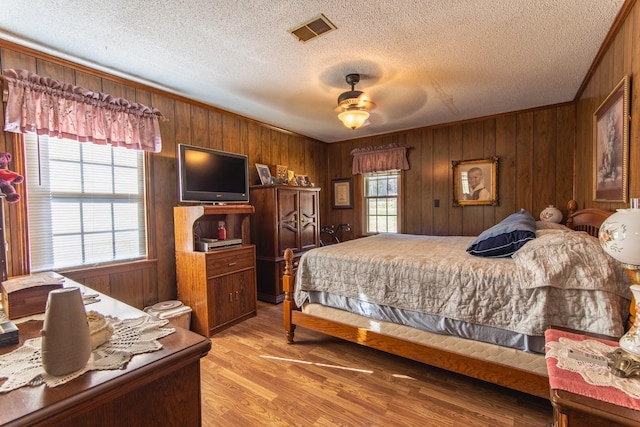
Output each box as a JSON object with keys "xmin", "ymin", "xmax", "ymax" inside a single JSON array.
[{"xmin": 452, "ymin": 156, "xmax": 499, "ymax": 207}]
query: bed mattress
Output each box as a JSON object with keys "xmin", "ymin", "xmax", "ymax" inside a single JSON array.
[{"xmin": 300, "ymin": 302, "xmax": 548, "ymax": 376}]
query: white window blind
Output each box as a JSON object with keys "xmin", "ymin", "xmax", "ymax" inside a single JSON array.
[{"xmin": 24, "ymin": 133, "xmax": 147, "ymax": 272}]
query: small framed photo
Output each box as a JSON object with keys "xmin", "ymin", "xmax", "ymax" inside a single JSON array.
[
  {"xmin": 287, "ymin": 170, "xmax": 297, "ymax": 185},
  {"xmin": 295, "ymin": 175, "xmax": 310, "ymax": 187},
  {"xmin": 452, "ymin": 157, "xmax": 499, "ymax": 207},
  {"xmin": 593, "ymin": 75, "xmax": 630, "ymax": 202},
  {"xmin": 255, "ymin": 163, "xmax": 271, "ymax": 185},
  {"xmin": 332, "ymin": 178, "xmax": 353, "ymax": 209}
]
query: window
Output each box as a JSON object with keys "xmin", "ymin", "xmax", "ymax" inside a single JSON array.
[
  {"xmin": 364, "ymin": 170, "xmax": 400, "ymax": 233},
  {"xmin": 24, "ymin": 133, "xmax": 147, "ymax": 272}
]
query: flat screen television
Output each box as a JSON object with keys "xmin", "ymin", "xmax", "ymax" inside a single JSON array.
[{"xmin": 178, "ymin": 144, "xmax": 249, "ymax": 204}]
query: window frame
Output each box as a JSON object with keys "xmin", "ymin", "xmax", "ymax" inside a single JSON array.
[
  {"xmin": 22, "ymin": 133, "xmax": 150, "ymax": 273},
  {"xmin": 363, "ymin": 170, "xmax": 402, "ymax": 234}
]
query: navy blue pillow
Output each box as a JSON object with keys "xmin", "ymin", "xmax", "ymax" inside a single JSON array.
[{"xmin": 466, "ymin": 209, "xmax": 536, "ymax": 258}]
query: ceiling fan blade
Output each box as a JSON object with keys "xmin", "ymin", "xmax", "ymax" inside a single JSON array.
[{"xmin": 354, "ymin": 96, "xmax": 375, "ymax": 111}]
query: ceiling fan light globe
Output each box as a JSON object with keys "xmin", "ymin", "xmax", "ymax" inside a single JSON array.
[{"xmin": 338, "ymin": 110, "xmax": 369, "ymax": 129}]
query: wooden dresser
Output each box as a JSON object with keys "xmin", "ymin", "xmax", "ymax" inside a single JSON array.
[
  {"xmin": 0, "ymin": 280, "xmax": 211, "ymax": 427},
  {"xmin": 249, "ymin": 185, "xmax": 320, "ymax": 303},
  {"xmin": 174, "ymin": 204, "xmax": 256, "ymax": 336}
]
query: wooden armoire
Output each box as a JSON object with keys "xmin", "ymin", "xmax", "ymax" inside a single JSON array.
[{"xmin": 249, "ymin": 185, "xmax": 320, "ymax": 303}]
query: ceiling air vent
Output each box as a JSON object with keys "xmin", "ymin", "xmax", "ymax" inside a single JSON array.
[{"xmin": 289, "ymin": 14, "xmax": 336, "ymax": 43}]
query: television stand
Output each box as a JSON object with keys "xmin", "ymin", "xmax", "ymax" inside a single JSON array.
[{"xmin": 174, "ymin": 205, "xmax": 256, "ymax": 336}]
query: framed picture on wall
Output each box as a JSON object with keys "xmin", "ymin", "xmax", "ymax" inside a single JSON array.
[
  {"xmin": 332, "ymin": 178, "xmax": 353, "ymax": 209},
  {"xmin": 593, "ymin": 75, "xmax": 630, "ymax": 203},
  {"xmin": 452, "ymin": 157, "xmax": 499, "ymax": 207}
]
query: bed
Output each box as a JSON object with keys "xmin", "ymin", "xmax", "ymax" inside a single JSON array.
[{"xmin": 282, "ymin": 201, "xmax": 630, "ymax": 399}]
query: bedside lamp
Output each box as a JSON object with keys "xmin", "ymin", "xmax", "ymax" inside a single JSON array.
[{"xmin": 598, "ymin": 198, "xmax": 640, "ymax": 377}]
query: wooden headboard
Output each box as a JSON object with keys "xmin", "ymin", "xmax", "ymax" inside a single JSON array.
[{"xmin": 565, "ymin": 199, "xmax": 613, "ymax": 238}]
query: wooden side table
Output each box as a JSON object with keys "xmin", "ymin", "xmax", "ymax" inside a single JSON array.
[
  {"xmin": 546, "ymin": 329, "xmax": 640, "ymax": 427},
  {"xmin": 551, "ymin": 388, "xmax": 640, "ymax": 427}
]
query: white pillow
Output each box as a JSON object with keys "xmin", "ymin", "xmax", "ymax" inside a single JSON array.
[
  {"xmin": 535, "ymin": 228, "xmax": 570, "ymax": 237},
  {"xmin": 535, "ymin": 220, "xmax": 571, "ymax": 231}
]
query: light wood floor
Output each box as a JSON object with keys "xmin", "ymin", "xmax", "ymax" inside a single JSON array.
[{"xmin": 201, "ymin": 302, "xmax": 553, "ymax": 426}]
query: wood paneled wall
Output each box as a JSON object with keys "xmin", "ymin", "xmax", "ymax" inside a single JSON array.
[
  {"xmin": 324, "ymin": 105, "xmax": 575, "ymax": 237},
  {"xmin": 0, "ymin": 42, "xmax": 328, "ymax": 308},
  {"xmin": 1, "ymin": 0, "xmax": 635, "ymax": 307},
  {"xmin": 575, "ymin": 1, "xmax": 639, "ymax": 211}
]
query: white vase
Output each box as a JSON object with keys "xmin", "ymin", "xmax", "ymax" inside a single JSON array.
[
  {"xmin": 539, "ymin": 205, "xmax": 563, "ymax": 223},
  {"xmin": 41, "ymin": 287, "xmax": 91, "ymax": 376}
]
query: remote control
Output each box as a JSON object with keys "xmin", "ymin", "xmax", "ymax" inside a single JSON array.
[{"xmin": 567, "ymin": 349, "xmax": 609, "ymax": 366}]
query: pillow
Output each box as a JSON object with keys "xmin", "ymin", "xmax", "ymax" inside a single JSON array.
[
  {"xmin": 512, "ymin": 231, "xmax": 631, "ymax": 296},
  {"xmin": 535, "ymin": 220, "xmax": 571, "ymax": 231},
  {"xmin": 535, "ymin": 228, "xmax": 570, "ymax": 238},
  {"xmin": 467, "ymin": 209, "xmax": 536, "ymax": 258}
]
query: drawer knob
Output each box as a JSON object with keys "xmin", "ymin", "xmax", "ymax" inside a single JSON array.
[{"xmin": 228, "ymin": 262, "xmax": 237, "ymax": 266}]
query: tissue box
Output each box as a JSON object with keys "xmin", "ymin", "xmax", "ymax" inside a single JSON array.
[
  {"xmin": 144, "ymin": 300, "xmax": 192, "ymax": 330},
  {"xmin": 1, "ymin": 272, "xmax": 64, "ymax": 319}
]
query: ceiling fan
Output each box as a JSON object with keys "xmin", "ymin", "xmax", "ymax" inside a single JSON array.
[{"xmin": 336, "ymin": 73, "xmax": 375, "ymax": 130}]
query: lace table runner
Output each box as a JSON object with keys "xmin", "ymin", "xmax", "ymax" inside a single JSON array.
[
  {"xmin": 0, "ymin": 314, "xmax": 175, "ymax": 393},
  {"xmin": 545, "ymin": 329, "xmax": 640, "ymax": 410}
]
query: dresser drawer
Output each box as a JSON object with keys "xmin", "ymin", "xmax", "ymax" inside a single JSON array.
[{"xmin": 206, "ymin": 246, "xmax": 254, "ymax": 277}]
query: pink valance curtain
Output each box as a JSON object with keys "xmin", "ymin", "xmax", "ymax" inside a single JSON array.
[
  {"xmin": 3, "ymin": 69, "xmax": 164, "ymax": 152},
  {"xmin": 351, "ymin": 143, "xmax": 409, "ymax": 174}
]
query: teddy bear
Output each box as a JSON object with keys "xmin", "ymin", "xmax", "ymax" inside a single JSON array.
[{"xmin": 0, "ymin": 152, "xmax": 23, "ymax": 203}]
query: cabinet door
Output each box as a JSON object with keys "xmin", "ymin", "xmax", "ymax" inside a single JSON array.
[
  {"xmin": 236, "ymin": 269, "xmax": 256, "ymax": 317},
  {"xmin": 278, "ymin": 189, "xmax": 300, "ymax": 255},
  {"xmin": 209, "ymin": 275, "xmax": 236, "ymax": 329},
  {"xmin": 299, "ymin": 190, "xmax": 319, "ymax": 251},
  {"xmin": 209, "ymin": 269, "xmax": 256, "ymax": 331}
]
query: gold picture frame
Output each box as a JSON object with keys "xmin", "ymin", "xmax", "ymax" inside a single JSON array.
[
  {"xmin": 593, "ymin": 75, "xmax": 630, "ymax": 202},
  {"xmin": 452, "ymin": 156, "xmax": 499, "ymax": 207},
  {"xmin": 287, "ymin": 170, "xmax": 296, "ymax": 185}
]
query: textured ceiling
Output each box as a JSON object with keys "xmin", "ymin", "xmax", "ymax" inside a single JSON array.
[{"xmin": 0, "ymin": 0, "xmax": 626, "ymax": 143}]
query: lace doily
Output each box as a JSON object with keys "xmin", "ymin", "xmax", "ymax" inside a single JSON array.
[
  {"xmin": 0, "ymin": 314, "xmax": 174, "ymax": 393},
  {"xmin": 546, "ymin": 337, "xmax": 640, "ymax": 398}
]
